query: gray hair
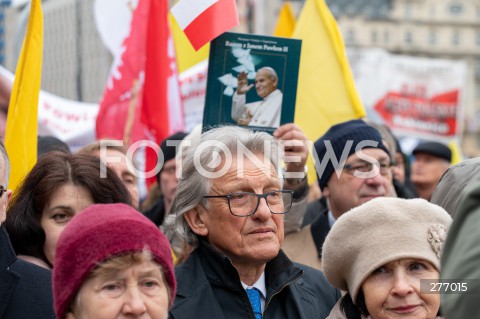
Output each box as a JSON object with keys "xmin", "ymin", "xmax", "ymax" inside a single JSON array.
[
  {"xmin": 174, "ymin": 126, "xmax": 283, "ymax": 247},
  {"xmin": 0, "ymin": 141, "xmax": 10, "ymax": 188}
]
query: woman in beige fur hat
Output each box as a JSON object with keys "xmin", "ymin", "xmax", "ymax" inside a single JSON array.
[{"xmin": 322, "ymin": 197, "xmax": 451, "ymax": 319}]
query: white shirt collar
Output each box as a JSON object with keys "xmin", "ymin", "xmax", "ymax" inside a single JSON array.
[
  {"xmin": 241, "ymin": 271, "xmax": 266, "ymax": 299},
  {"xmin": 328, "ymin": 209, "xmax": 336, "ymax": 228}
]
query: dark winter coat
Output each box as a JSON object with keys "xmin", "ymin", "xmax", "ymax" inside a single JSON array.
[
  {"xmin": 0, "ymin": 226, "xmax": 55, "ymax": 319},
  {"xmin": 169, "ymin": 239, "xmax": 340, "ymax": 319}
]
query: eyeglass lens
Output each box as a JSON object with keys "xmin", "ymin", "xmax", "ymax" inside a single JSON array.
[{"xmin": 229, "ymin": 191, "xmax": 292, "ymax": 216}]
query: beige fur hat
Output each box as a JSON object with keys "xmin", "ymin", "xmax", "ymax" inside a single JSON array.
[{"xmin": 322, "ymin": 197, "xmax": 452, "ymax": 302}]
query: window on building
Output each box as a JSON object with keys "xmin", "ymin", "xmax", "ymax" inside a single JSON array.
[
  {"xmin": 405, "ymin": 31, "xmax": 413, "ymax": 44},
  {"xmin": 404, "ymin": 2, "xmax": 413, "ymax": 20},
  {"xmin": 449, "ymin": 2, "xmax": 463, "ymax": 15},
  {"xmin": 429, "ymin": 31, "xmax": 436, "ymax": 45},
  {"xmin": 476, "ymin": 32, "xmax": 480, "ymax": 46},
  {"xmin": 346, "ymin": 28, "xmax": 355, "ymax": 45},
  {"xmin": 477, "ymin": 5, "xmax": 480, "ymax": 18},
  {"xmin": 450, "ymin": 2, "xmax": 463, "ymax": 15},
  {"xmin": 384, "ymin": 31, "xmax": 389, "ymax": 44},
  {"xmin": 371, "ymin": 30, "xmax": 377, "ymax": 44},
  {"xmin": 475, "ymin": 60, "xmax": 480, "ymax": 80},
  {"xmin": 452, "ymin": 31, "xmax": 460, "ymax": 46}
]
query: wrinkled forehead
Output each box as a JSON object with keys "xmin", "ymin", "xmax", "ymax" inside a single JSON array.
[
  {"xmin": 255, "ymin": 69, "xmax": 274, "ymax": 80},
  {"xmin": 209, "ymin": 153, "xmax": 281, "ymax": 186},
  {"xmin": 216, "ymin": 152, "xmax": 278, "ymax": 173}
]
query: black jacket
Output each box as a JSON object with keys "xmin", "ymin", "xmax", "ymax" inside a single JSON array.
[
  {"xmin": 0, "ymin": 226, "xmax": 55, "ymax": 319},
  {"xmin": 393, "ymin": 178, "xmax": 417, "ymax": 199},
  {"xmin": 302, "ymin": 196, "xmax": 328, "ymax": 227},
  {"xmin": 170, "ymin": 240, "xmax": 340, "ymax": 319},
  {"xmin": 143, "ymin": 197, "xmax": 166, "ymax": 226},
  {"xmin": 309, "ymin": 207, "xmax": 331, "ymax": 259}
]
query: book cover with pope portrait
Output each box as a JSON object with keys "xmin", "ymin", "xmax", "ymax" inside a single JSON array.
[{"xmin": 203, "ymin": 32, "xmax": 302, "ymax": 134}]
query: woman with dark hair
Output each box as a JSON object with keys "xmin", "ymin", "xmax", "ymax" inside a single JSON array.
[
  {"xmin": 322, "ymin": 197, "xmax": 451, "ymax": 319},
  {"xmin": 4, "ymin": 152, "xmax": 132, "ymax": 268}
]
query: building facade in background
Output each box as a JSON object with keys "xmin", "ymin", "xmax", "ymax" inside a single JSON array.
[{"xmin": 5, "ymin": 0, "xmax": 111, "ymax": 103}]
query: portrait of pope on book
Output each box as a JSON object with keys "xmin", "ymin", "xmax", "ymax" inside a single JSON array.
[{"xmin": 231, "ymin": 67, "xmax": 283, "ymax": 128}]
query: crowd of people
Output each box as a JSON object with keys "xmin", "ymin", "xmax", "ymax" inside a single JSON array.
[{"xmin": 0, "ymin": 117, "xmax": 477, "ymax": 319}]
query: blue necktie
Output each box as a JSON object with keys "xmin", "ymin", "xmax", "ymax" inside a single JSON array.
[{"xmin": 246, "ymin": 287, "xmax": 262, "ymax": 319}]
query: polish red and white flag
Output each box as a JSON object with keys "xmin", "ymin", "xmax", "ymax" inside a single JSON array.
[{"xmin": 171, "ymin": 0, "xmax": 239, "ymax": 50}]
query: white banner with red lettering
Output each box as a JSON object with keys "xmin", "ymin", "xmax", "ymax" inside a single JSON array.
[
  {"xmin": 347, "ymin": 48, "xmax": 467, "ymax": 141},
  {"xmin": 37, "ymin": 92, "xmax": 98, "ymax": 151},
  {"xmin": 179, "ymin": 60, "xmax": 207, "ymax": 131},
  {"xmin": 0, "ymin": 66, "xmax": 98, "ymax": 151}
]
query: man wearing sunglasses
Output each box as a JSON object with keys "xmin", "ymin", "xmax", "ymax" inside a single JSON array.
[
  {"xmin": 0, "ymin": 141, "xmax": 55, "ymax": 318},
  {"xmin": 170, "ymin": 126, "xmax": 339, "ymax": 319}
]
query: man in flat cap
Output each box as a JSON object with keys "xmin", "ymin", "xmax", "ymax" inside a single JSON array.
[{"xmin": 410, "ymin": 141, "xmax": 451, "ymax": 200}]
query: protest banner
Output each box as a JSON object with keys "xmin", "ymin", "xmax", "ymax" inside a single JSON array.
[
  {"xmin": 348, "ymin": 48, "xmax": 467, "ymax": 142},
  {"xmin": 0, "ymin": 66, "xmax": 98, "ymax": 151}
]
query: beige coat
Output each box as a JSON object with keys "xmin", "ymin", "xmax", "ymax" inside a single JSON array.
[
  {"xmin": 281, "ymin": 225, "xmax": 323, "ymax": 271},
  {"xmin": 282, "ymin": 205, "xmax": 330, "ymax": 271}
]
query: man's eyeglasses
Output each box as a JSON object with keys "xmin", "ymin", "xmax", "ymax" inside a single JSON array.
[
  {"xmin": 343, "ymin": 162, "xmax": 393, "ymax": 176},
  {"xmin": 204, "ymin": 190, "xmax": 294, "ymax": 217},
  {"xmin": 0, "ymin": 185, "xmax": 6, "ymax": 197}
]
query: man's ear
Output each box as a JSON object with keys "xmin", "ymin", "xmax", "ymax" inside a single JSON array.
[
  {"xmin": 184, "ymin": 206, "xmax": 208, "ymax": 236},
  {"xmin": 0, "ymin": 189, "xmax": 12, "ymax": 223},
  {"xmin": 6, "ymin": 189, "xmax": 12, "ymax": 205},
  {"xmin": 322, "ymin": 185, "xmax": 330, "ymax": 199}
]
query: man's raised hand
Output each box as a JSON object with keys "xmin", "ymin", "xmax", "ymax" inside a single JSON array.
[{"xmin": 236, "ymin": 71, "xmax": 254, "ymax": 95}]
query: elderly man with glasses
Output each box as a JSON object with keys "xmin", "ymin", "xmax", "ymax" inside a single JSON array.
[{"xmin": 170, "ymin": 126, "xmax": 339, "ymax": 319}]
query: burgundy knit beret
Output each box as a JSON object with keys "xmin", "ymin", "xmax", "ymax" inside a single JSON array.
[{"xmin": 53, "ymin": 203, "xmax": 176, "ymax": 319}]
